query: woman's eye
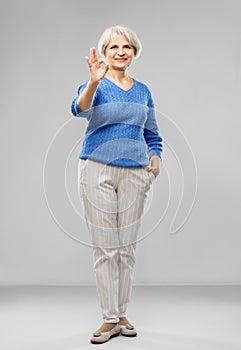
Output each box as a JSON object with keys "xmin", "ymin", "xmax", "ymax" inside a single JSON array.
[{"xmin": 109, "ymin": 45, "xmax": 132, "ymax": 50}]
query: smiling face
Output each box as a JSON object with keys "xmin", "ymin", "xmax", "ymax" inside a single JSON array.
[{"xmin": 104, "ymin": 34, "xmax": 135, "ymax": 71}]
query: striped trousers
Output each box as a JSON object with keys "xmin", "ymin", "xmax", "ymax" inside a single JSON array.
[{"xmin": 78, "ymin": 159, "xmax": 155, "ymax": 323}]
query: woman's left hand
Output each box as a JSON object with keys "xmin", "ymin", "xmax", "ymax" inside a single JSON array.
[{"xmin": 145, "ymin": 155, "xmax": 161, "ymax": 177}]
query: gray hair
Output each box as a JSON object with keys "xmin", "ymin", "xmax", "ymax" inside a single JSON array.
[{"xmin": 97, "ymin": 25, "xmax": 142, "ymax": 58}]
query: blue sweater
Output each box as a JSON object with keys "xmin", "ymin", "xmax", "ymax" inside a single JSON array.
[{"xmin": 71, "ymin": 77, "xmax": 162, "ymax": 167}]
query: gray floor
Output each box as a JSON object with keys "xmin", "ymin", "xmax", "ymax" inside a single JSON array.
[{"xmin": 1, "ymin": 286, "xmax": 241, "ymax": 350}]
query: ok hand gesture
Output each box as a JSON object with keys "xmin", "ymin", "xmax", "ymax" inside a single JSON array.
[{"xmin": 85, "ymin": 47, "xmax": 109, "ymax": 84}]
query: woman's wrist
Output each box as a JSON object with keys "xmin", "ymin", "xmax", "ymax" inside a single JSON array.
[
  {"xmin": 150, "ymin": 155, "xmax": 161, "ymax": 164},
  {"xmin": 88, "ymin": 79, "xmax": 100, "ymax": 89}
]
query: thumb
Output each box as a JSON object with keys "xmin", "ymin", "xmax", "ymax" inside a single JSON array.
[{"xmin": 103, "ymin": 62, "xmax": 109, "ymax": 74}]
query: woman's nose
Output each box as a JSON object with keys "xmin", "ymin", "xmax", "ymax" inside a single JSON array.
[{"xmin": 117, "ymin": 48, "xmax": 124, "ymax": 55}]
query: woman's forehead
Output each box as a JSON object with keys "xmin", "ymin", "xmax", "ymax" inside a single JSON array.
[{"xmin": 107, "ymin": 34, "xmax": 130, "ymax": 45}]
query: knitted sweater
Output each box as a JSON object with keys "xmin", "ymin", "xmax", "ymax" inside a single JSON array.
[{"xmin": 71, "ymin": 77, "xmax": 162, "ymax": 167}]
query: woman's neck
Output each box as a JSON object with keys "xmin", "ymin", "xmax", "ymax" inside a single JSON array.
[
  {"xmin": 105, "ymin": 69, "xmax": 129, "ymax": 83},
  {"xmin": 104, "ymin": 70, "xmax": 134, "ymax": 91}
]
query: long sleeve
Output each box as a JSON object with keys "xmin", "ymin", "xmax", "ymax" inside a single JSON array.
[
  {"xmin": 71, "ymin": 80, "xmax": 97, "ymax": 117},
  {"xmin": 143, "ymin": 94, "xmax": 163, "ymax": 159}
]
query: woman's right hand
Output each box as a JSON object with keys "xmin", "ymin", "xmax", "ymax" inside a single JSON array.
[{"xmin": 85, "ymin": 47, "xmax": 109, "ymax": 83}]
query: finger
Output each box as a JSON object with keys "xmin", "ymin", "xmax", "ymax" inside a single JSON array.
[
  {"xmin": 103, "ymin": 63, "xmax": 109, "ymax": 74},
  {"xmin": 91, "ymin": 47, "xmax": 96, "ymax": 53},
  {"xmin": 89, "ymin": 47, "xmax": 96, "ymax": 63},
  {"xmin": 91, "ymin": 47, "xmax": 98, "ymax": 62},
  {"xmin": 147, "ymin": 166, "xmax": 159, "ymax": 176},
  {"xmin": 89, "ymin": 48, "xmax": 93, "ymax": 61},
  {"xmin": 98, "ymin": 59, "xmax": 109, "ymax": 71},
  {"xmin": 152, "ymin": 169, "xmax": 160, "ymax": 176},
  {"xmin": 85, "ymin": 56, "xmax": 92, "ymax": 68},
  {"xmin": 98, "ymin": 58, "xmax": 105, "ymax": 65}
]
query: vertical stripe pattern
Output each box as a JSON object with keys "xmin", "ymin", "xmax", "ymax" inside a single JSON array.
[{"xmin": 78, "ymin": 159, "xmax": 154, "ymax": 323}]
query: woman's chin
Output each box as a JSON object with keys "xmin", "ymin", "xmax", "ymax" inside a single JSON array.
[{"xmin": 110, "ymin": 63, "xmax": 130, "ymax": 71}]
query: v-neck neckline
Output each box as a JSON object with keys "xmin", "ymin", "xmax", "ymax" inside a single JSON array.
[{"xmin": 104, "ymin": 77, "xmax": 135, "ymax": 92}]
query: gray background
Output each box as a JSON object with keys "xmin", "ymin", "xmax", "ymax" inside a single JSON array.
[{"xmin": 0, "ymin": 0, "xmax": 240, "ymax": 285}]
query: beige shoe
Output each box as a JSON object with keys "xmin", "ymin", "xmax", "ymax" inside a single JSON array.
[
  {"xmin": 119, "ymin": 323, "xmax": 137, "ymax": 337},
  {"xmin": 90, "ymin": 324, "xmax": 120, "ymax": 344}
]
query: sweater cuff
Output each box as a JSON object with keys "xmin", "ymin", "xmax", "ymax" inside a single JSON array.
[
  {"xmin": 148, "ymin": 148, "xmax": 162, "ymax": 160},
  {"xmin": 74, "ymin": 100, "xmax": 83, "ymax": 115}
]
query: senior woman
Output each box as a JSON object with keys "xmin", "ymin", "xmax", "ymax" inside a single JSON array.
[{"xmin": 71, "ymin": 25, "xmax": 163, "ymax": 344}]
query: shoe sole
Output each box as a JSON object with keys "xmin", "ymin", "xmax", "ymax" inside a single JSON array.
[
  {"xmin": 120, "ymin": 332, "xmax": 137, "ymax": 337},
  {"xmin": 90, "ymin": 331, "xmax": 120, "ymax": 344}
]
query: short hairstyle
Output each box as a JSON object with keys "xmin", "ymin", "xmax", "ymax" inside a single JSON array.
[{"xmin": 97, "ymin": 25, "xmax": 142, "ymax": 59}]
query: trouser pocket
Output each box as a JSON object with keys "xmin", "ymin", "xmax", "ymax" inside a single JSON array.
[{"xmin": 148, "ymin": 170, "xmax": 156, "ymax": 183}]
